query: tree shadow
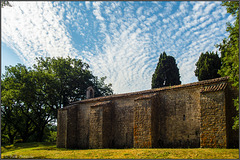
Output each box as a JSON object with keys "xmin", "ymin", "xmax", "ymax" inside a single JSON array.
[{"xmin": 2, "ymin": 142, "xmax": 56, "ymax": 152}]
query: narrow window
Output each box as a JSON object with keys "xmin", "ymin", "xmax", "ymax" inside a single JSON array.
[
  {"xmin": 90, "ymin": 90, "xmax": 93, "ymax": 98},
  {"xmin": 195, "ymin": 131, "xmax": 199, "ymax": 136},
  {"xmin": 183, "ymin": 115, "xmax": 186, "ymax": 121}
]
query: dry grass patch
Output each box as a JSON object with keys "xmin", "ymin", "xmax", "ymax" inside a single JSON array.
[{"xmin": 1, "ymin": 142, "xmax": 239, "ymax": 159}]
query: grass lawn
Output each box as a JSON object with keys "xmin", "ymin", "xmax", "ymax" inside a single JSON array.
[{"xmin": 1, "ymin": 142, "xmax": 239, "ymax": 159}]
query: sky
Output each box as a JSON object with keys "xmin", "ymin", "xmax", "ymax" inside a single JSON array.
[{"xmin": 1, "ymin": 1, "xmax": 235, "ymax": 94}]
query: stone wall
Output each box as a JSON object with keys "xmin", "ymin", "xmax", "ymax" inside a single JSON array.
[
  {"xmin": 89, "ymin": 101, "xmax": 113, "ymax": 148},
  {"xmin": 66, "ymin": 105, "xmax": 78, "ymax": 148},
  {"xmin": 56, "ymin": 109, "xmax": 67, "ymax": 148},
  {"xmin": 200, "ymin": 90, "xmax": 227, "ymax": 148},
  {"xmin": 57, "ymin": 77, "xmax": 238, "ymax": 149},
  {"xmin": 157, "ymin": 87, "xmax": 201, "ymax": 148},
  {"xmin": 199, "ymin": 82, "xmax": 239, "ymax": 148},
  {"xmin": 77, "ymin": 103, "xmax": 91, "ymax": 149},
  {"xmin": 133, "ymin": 94, "xmax": 158, "ymax": 148},
  {"xmin": 56, "ymin": 104, "xmax": 78, "ymax": 149},
  {"xmin": 111, "ymin": 97, "xmax": 135, "ymax": 148}
]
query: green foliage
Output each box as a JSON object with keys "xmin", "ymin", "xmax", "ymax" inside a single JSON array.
[
  {"xmin": 217, "ymin": 2, "xmax": 239, "ymax": 89},
  {"xmin": 1, "ymin": 64, "xmax": 36, "ymax": 143},
  {"xmin": 152, "ymin": 52, "xmax": 181, "ymax": 88},
  {"xmin": 34, "ymin": 57, "xmax": 92, "ymax": 107},
  {"xmin": 194, "ymin": 51, "xmax": 221, "ymax": 81},
  {"xmin": 92, "ymin": 76, "xmax": 113, "ymax": 97},
  {"xmin": 1, "ymin": 57, "xmax": 113, "ymax": 144},
  {"xmin": 232, "ymin": 97, "xmax": 239, "ymax": 130},
  {"xmin": 216, "ymin": 1, "xmax": 239, "ymax": 130},
  {"xmin": 44, "ymin": 130, "xmax": 57, "ymax": 143},
  {"xmin": 34, "ymin": 57, "xmax": 113, "ymax": 107},
  {"xmin": 1, "ymin": 0, "xmax": 11, "ymax": 8},
  {"xmin": 44, "ymin": 124, "xmax": 57, "ymax": 142}
]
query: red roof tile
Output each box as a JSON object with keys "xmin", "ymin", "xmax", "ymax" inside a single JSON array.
[{"xmin": 200, "ymin": 82, "xmax": 227, "ymax": 93}]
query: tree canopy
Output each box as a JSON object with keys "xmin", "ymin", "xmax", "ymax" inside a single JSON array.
[
  {"xmin": 1, "ymin": 0, "xmax": 11, "ymax": 8},
  {"xmin": 194, "ymin": 51, "xmax": 221, "ymax": 81},
  {"xmin": 152, "ymin": 52, "xmax": 181, "ymax": 89},
  {"xmin": 216, "ymin": 1, "xmax": 239, "ymax": 130},
  {"xmin": 1, "ymin": 57, "xmax": 113, "ymax": 144}
]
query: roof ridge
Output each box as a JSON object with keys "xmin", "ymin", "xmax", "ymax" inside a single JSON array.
[{"xmin": 69, "ymin": 77, "xmax": 229, "ymax": 105}]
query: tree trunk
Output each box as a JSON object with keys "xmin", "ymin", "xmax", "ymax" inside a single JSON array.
[
  {"xmin": 7, "ymin": 126, "xmax": 17, "ymax": 144},
  {"xmin": 36, "ymin": 125, "xmax": 46, "ymax": 142},
  {"xmin": 9, "ymin": 135, "xmax": 15, "ymax": 144}
]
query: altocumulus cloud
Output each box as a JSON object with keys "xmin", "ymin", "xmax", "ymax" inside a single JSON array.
[{"xmin": 2, "ymin": 1, "xmax": 234, "ymax": 94}]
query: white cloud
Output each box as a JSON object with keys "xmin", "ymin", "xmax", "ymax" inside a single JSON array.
[
  {"xmin": 85, "ymin": 1, "xmax": 90, "ymax": 10},
  {"xmin": 162, "ymin": 18, "xmax": 169, "ymax": 23},
  {"xmin": 2, "ymin": 1, "xmax": 78, "ymax": 66},
  {"xmin": 136, "ymin": 6, "xmax": 143, "ymax": 15},
  {"xmin": 93, "ymin": 2, "xmax": 104, "ymax": 21},
  {"xmin": 204, "ymin": 3, "xmax": 216, "ymax": 15},
  {"xmin": 2, "ymin": 1, "xmax": 234, "ymax": 94},
  {"xmin": 192, "ymin": 2, "xmax": 205, "ymax": 11},
  {"xmin": 145, "ymin": 15, "xmax": 157, "ymax": 26},
  {"xmin": 226, "ymin": 14, "xmax": 235, "ymax": 24},
  {"xmin": 164, "ymin": 2, "xmax": 174, "ymax": 14},
  {"xmin": 179, "ymin": 2, "xmax": 188, "ymax": 12}
]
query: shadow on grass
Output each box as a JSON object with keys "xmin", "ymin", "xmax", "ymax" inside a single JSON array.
[
  {"xmin": 2, "ymin": 142, "xmax": 56, "ymax": 153},
  {"xmin": 33, "ymin": 147, "xmax": 60, "ymax": 151},
  {"xmin": 2, "ymin": 154, "xmax": 46, "ymax": 159}
]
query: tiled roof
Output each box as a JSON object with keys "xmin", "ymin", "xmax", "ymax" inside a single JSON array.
[
  {"xmin": 67, "ymin": 77, "xmax": 229, "ymax": 106},
  {"xmin": 91, "ymin": 101, "xmax": 111, "ymax": 107},
  {"xmin": 134, "ymin": 93, "xmax": 158, "ymax": 101},
  {"xmin": 200, "ymin": 82, "xmax": 227, "ymax": 93}
]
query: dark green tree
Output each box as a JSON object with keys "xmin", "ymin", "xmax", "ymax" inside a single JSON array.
[
  {"xmin": 92, "ymin": 76, "xmax": 113, "ymax": 97},
  {"xmin": 1, "ymin": 57, "xmax": 113, "ymax": 143},
  {"xmin": 34, "ymin": 57, "xmax": 113, "ymax": 107},
  {"xmin": 194, "ymin": 51, "xmax": 221, "ymax": 81},
  {"xmin": 216, "ymin": 1, "xmax": 239, "ymax": 130},
  {"xmin": 152, "ymin": 52, "xmax": 181, "ymax": 88},
  {"xmin": 1, "ymin": 64, "xmax": 59, "ymax": 142},
  {"xmin": 1, "ymin": 64, "xmax": 37, "ymax": 143}
]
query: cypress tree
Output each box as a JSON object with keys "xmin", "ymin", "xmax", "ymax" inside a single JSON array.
[
  {"xmin": 194, "ymin": 51, "xmax": 221, "ymax": 81},
  {"xmin": 152, "ymin": 52, "xmax": 181, "ymax": 88}
]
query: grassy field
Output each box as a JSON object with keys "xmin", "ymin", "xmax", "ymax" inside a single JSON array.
[{"xmin": 1, "ymin": 142, "xmax": 239, "ymax": 159}]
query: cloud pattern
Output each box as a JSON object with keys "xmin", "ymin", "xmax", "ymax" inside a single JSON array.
[{"xmin": 2, "ymin": 1, "xmax": 234, "ymax": 93}]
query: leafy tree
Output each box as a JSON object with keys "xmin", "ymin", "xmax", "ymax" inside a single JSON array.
[
  {"xmin": 1, "ymin": 64, "xmax": 36, "ymax": 143},
  {"xmin": 152, "ymin": 52, "xmax": 181, "ymax": 88},
  {"xmin": 22, "ymin": 70, "xmax": 58, "ymax": 142},
  {"xmin": 1, "ymin": 64, "xmax": 57, "ymax": 142},
  {"xmin": 34, "ymin": 57, "xmax": 113, "ymax": 107},
  {"xmin": 1, "ymin": 0, "xmax": 12, "ymax": 8},
  {"xmin": 1, "ymin": 57, "xmax": 113, "ymax": 143},
  {"xmin": 194, "ymin": 51, "xmax": 221, "ymax": 81},
  {"xmin": 216, "ymin": 1, "xmax": 239, "ymax": 130},
  {"xmin": 92, "ymin": 76, "xmax": 113, "ymax": 97}
]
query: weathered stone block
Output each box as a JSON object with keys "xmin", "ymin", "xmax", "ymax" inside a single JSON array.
[
  {"xmin": 200, "ymin": 84, "xmax": 227, "ymax": 148},
  {"xmin": 89, "ymin": 101, "xmax": 113, "ymax": 149}
]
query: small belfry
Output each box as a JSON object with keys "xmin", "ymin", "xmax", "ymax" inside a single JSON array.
[{"xmin": 86, "ymin": 86, "xmax": 95, "ymax": 99}]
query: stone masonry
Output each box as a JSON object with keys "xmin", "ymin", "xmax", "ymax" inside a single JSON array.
[{"xmin": 57, "ymin": 77, "xmax": 239, "ymax": 149}]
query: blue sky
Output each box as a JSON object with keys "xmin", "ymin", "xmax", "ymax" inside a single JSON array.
[{"xmin": 1, "ymin": 1, "xmax": 235, "ymax": 94}]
